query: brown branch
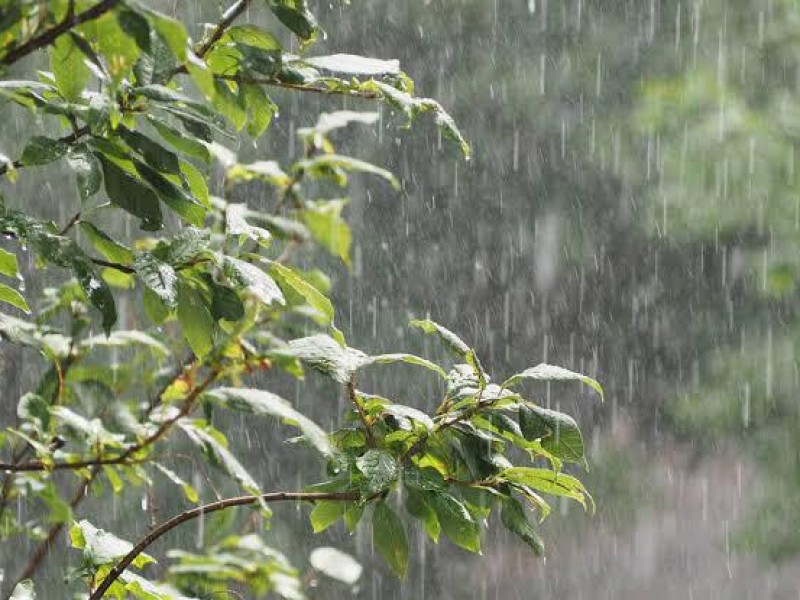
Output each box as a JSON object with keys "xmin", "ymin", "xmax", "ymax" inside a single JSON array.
[
  {"xmin": 347, "ymin": 376, "xmax": 375, "ymax": 448},
  {"xmin": 89, "ymin": 490, "xmax": 361, "ymax": 600},
  {"xmin": 168, "ymin": 0, "xmax": 251, "ymax": 79},
  {"xmin": 58, "ymin": 212, "xmax": 82, "ymax": 236},
  {"xmin": 0, "ymin": 368, "xmax": 218, "ymax": 474},
  {"xmin": 0, "ymin": 0, "xmax": 121, "ymax": 67}
]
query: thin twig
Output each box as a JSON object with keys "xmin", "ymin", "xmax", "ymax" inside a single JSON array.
[
  {"xmin": 219, "ymin": 74, "xmax": 382, "ymax": 99},
  {"xmin": 0, "ymin": 0, "xmax": 121, "ymax": 67},
  {"xmin": 58, "ymin": 212, "xmax": 81, "ymax": 236},
  {"xmin": 89, "ymin": 491, "xmax": 361, "ymax": 599},
  {"xmin": 347, "ymin": 375, "xmax": 375, "ymax": 447}
]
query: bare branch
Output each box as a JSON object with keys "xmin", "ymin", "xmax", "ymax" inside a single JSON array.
[
  {"xmin": 0, "ymin": 0, "xmax": 121, "ymax": 68},
  {"xmin": 89, "ymin": 490, "xmax": 361, "ymax": 600}
]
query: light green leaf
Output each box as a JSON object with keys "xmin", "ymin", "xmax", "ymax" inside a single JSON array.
[
  {"xmin": 364, "ymin": 353, "xmax": 447, "ymax": 379},
  {"xmin": 205, "ymin": 387, "xmax": 332, "ymax": 456},
  {"xmin": 372, "ymin": 502, "xmax": 409, "ymax": 577},
  {"xmin": 67, "ymin": 145, "xmax": 102, "ymax": 201},
  {"xmin": 500, "ymin": 467, "xmax": 591, "ymax": 510},
  {"xmin": 51, "ymin": 33, "xmax": 90, "ymax": 102},
  {"xmin": 409, "ymin": 319, "xmax": 471, "ymax": 356},
  {"xmin": 502, "ymin": 364, "xmax": 604, "ymax": 401},
  {"xmin": 284, "ymin": 334, "xmax": 368, "ymax": 383},
  {"xmin": 177, "ymin": 283, "xmax": 214, "ymax": 359},
  {"xmin": 309, "ymin": 500, "xmax": 345, "ymax": 533},
  {"xmin": 295, "ymin": 154, "xmax": 399, "ymax": 190},
  {"xmin": 0, "ymin": 247, "xmax": 18, "ymax": 277},
  {"xmin": 300, "ymin": 199, "xmax": 351, "ymax": 265},
  {"xmin": 0, "ymin": 283, "xmax": 30, "ymax": 313},
  {"xmin": 79, "ymin": 222, "xmax": 133, "ymax": 266},
  {"xmin": 179, "ymin": 422, "xmax": 259, "ymax": 494}
]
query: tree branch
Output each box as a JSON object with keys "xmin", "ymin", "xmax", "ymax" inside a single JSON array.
[
  {"xmin": 0, "ymin": 0, "xmax": 121, "ymax": 68},
  {"xmin": 347, "ymin": 375, "xmax": 375, "ymax": 448},
  {"xmin": 89, "ymin": 490, "xmax": 361, "ymax": 599}
]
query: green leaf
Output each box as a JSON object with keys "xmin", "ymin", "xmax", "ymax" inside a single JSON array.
[
  {"xmin": 70, "ymin": 520, "xmax": 154, "ymax": 568},
  {"xmin": 210, "ymin": 282, "xmax": 244, "ymax": 322},
  {"xmin": 51, "ymin": 33, "xmax": 90, "ymax": 102},
  {"xmin": 143, "ymin": 286, "xmax": 170, "ymax": 324},
  {"xmin": 97, "ymin": 154, "xmax": 163, "ymax": 231},
  {"xmin": 429, "ymin": 492, "xmax": 481, "ymax": 553},
  {"xmin": 146, "ymin": 7, "xmax": 188, "ymax": 60},
  {"xmin": 409, "ymin": 319, "xmax": 471, "ymax": 356},
  {"xmin": 243, "ymin": 84, "xmax": 276, "ymax": 137},
  {"xmin": 309, "ymin": 500, "xmax": 345, "ymax": 533},
  {"xmin": 135, "ymin": 253, "xmax": 178, "ymax": 309},
  {"xmin": 301, "ymin": 199, "xmax": 351, "ymax": 265},
  {"xmin": 0, "ymin": 248, "xmax": 18, "ymax": 277},
  {"xmin": 303, "ymin": 54, "xmax": 400, "ymax": 76},
  {"xmin": 285, "ymin": 334, "xmax": 369, "ymax": 383},
  {"xmin": 205, "ymin": 388, "xmax": 332, "ymax": 456},
  {"xmin": 19, "ymin": 136, "xmax": 68, "ymax": 166},
  {"xmin": 405, "ymin": 489, "xmax": 440, "ymax": 542},
  {"xmin": 66, "ymin": 145, "xmax": 102, "ymax": 201},
  {"xmin": 295, "ymin": 154, "xmax": 399, "ymax": 190},
  {"xmin": 226, "ymin": 203, "xmax": 272, "ymax": 246},
  {"xmin": 153, "ymin": 463, "xmax": 199, "ymax": 503},
  {"xmin": 148, "ymin": 116, "xmax": 211, "ymax": 163},
  {"xmin": 364, "ymin": 353, "xmax": 448, "ymax": 379},
  {"xmin": 134, "ymin": 160, "xmax": 205, "ymax": 227},
  {"xmin": 403, "ymin": 467, "xmax": 446, "ymax": 492},
  {"xmin": 176, "ymin": 282, "xmax": 214, "ymax": 359},
  {"xmin": 372, "ymin": 502, "xmax": 409, "ymax": 577},
  {"xmin": 79, "ymin": 222, "xmax": 133, "ymax": 266},
  {"xmin": 267, "ymin": 261, "xmax": 338, "ymax": 333},
  {"xmin": 179, "ymin": 422, "xmax": 260, "ymax": 494},
  {"xmin": 121, "ymin": 128, "xmax": 179, "ymax": 174},
  {"xmin": 500, "ymin": 497, "xmax": 544, "ymax": 555},
  {"xmin": 223, "ymin": 256, "xmax": 285, "ymax": 307},
  {"xmin": 309, "ymin": 547, "xmax": 362, "ymax": 585},
  {"xmin": 519, "ymin": 404, "xmax": 585, "ymax": 463},
  {"xmin": 267, "ymin": 0, "xmax": 319, "ymax": 47},
  {"xmin": 356, "ymin": 449, "xmax": 399, "ymax": 494},
  {"xmin": 502, "ymin": 364, "xmax": 604, "ymax": 401},
  {"xmin": 500, "ymin": 467, "xmax": 590, "ymax": 510}
]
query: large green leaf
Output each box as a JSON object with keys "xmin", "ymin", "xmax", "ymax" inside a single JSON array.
[
  {"xmin": 429, "ymin": 491, "xmax": 481, "ymax": 553},
  {"xmin": 500, "ymin": 497, "xmax": 544, "ymax": 555},
  {"xmin": 223, "ymin": 256, "xmax": 285, "ymax": 307},
  {"xmin": 405, "ymin": 489, "xmax": 440, "ymax": 542},
  {"xmin": 300, "ymin": 199, "xmax": 351, "ymax": 265},
  {"xmin": 79, "ymin": 222, "xmax": 134, "ymax": 266},
  {"xmin": 266, "ymin": 0, "xmax": 319, "ymax": 46},
  {"xmin": 356, "ymin": 449, "xmax": 399, "ymax": 494},
  {"xmin": 97, "ymin": 154, "xmax": 163, "ymax": 231},
  {"xmin": 284, "ymin": 334, "xmax": 368, "ymax": 383},
  {"xmin": 51, "ymin": 33, "xmax": 90, "ymax": 102},
  {"xmin": 205, "ymin": 388, "xmax": 331, "ymax": 455},
  {"xmin": 135, "ymin": 253, "xmax": 178, "ymax": 309},
  {"xmin": 500, "ymin": 467, "xmax": 590, "ymax": 510},
  {"xmin": 66, "ymin": 145, "xmax": 102, "ymax": 201},
  {"xmin": 19, "ymin": 136, "xmax": 68, "ymax": 166},
  {"xmin": 303, "ymin": 54, "xmax": 400, "ymax": 76},
  {"xmin": 409, "ymin": 319, "xmax": 471, "ymax": 356},
  {"xmin": 372, "ymin": 502, "xmax": 409, "ymax": 577},
  {"xmin": 309, "ymin": 500, "xmax": 345, "ymax": 533},
  {"xmin": 519, "ymin": 404, "xmax": 585, "ymax": 463},
  {"xmin": 176, "ymin": 283, "xmax": 215, "ymax": 359},
  {"xmin": 179, "ymin": 422, "xmax": 260, "ymax": 494}
]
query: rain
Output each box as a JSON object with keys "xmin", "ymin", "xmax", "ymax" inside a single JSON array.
[{"xmin": 0, "ymin": 0, "xmax": 799, "ymax": 599}]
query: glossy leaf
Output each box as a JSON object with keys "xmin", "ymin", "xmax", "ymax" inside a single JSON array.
[{"xmin": 372, "ymin": 502, "xmax": 409, "ymax": 577}]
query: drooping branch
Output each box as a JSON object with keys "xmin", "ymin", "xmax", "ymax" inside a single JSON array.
[
  {"xmin": 0, "ymin": 0, "xmax": 121, "ymax": 67},
  {"xmin": 89, "ymin": 490, "xmax": 361, "ymax": 599}
]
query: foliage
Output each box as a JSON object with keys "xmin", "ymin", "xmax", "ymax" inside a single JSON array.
[{"xmin": 0, "ymin": 1, "xmax": 600, "ymax": 598}]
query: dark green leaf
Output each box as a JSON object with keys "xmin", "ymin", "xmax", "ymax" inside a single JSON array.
[
  {"xmin": 267, "ymin": 0, "xmax": 319, "ymax": 46},
  {"xmin": 19, "ymin": 136, "xmax": 68, "ymax": 166},
  {"xmin": 121, "ymin": 128, "xmax": 179, "ymax": 174},
  {"xmin": 405, "ymin": 489, "xmax": 440, "ymax": 542},
  {"xmin": 429, "ymin": 492, "xmax": 481, "ymax": 553},
  {"xmin": 210, "ymin": 282, "xmax": 244, "ymax": 322},
  {"xmin": 500, "ymin": 497, "xmax": 544, "ymax": 555},
  {"xmin": 79, "ymin": 222, "xmax": 133, "ymax": 266},
  {"xmin": 372, "ymin": 502, "xmax": 408, "ymax": 577},
  {"xmin": 97, "ymin": 154, "xmax": 163, "ymax": 231}
]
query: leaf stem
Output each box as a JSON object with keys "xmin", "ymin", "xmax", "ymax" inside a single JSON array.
[{"xmin": 347, "ymin": 375, "xmax": 376, "ymax": 447}]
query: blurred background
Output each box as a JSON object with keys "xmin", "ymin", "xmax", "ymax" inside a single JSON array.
[{"xmin": 3, "ymin": 1, "xmax": 800, "ymax": 598}]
